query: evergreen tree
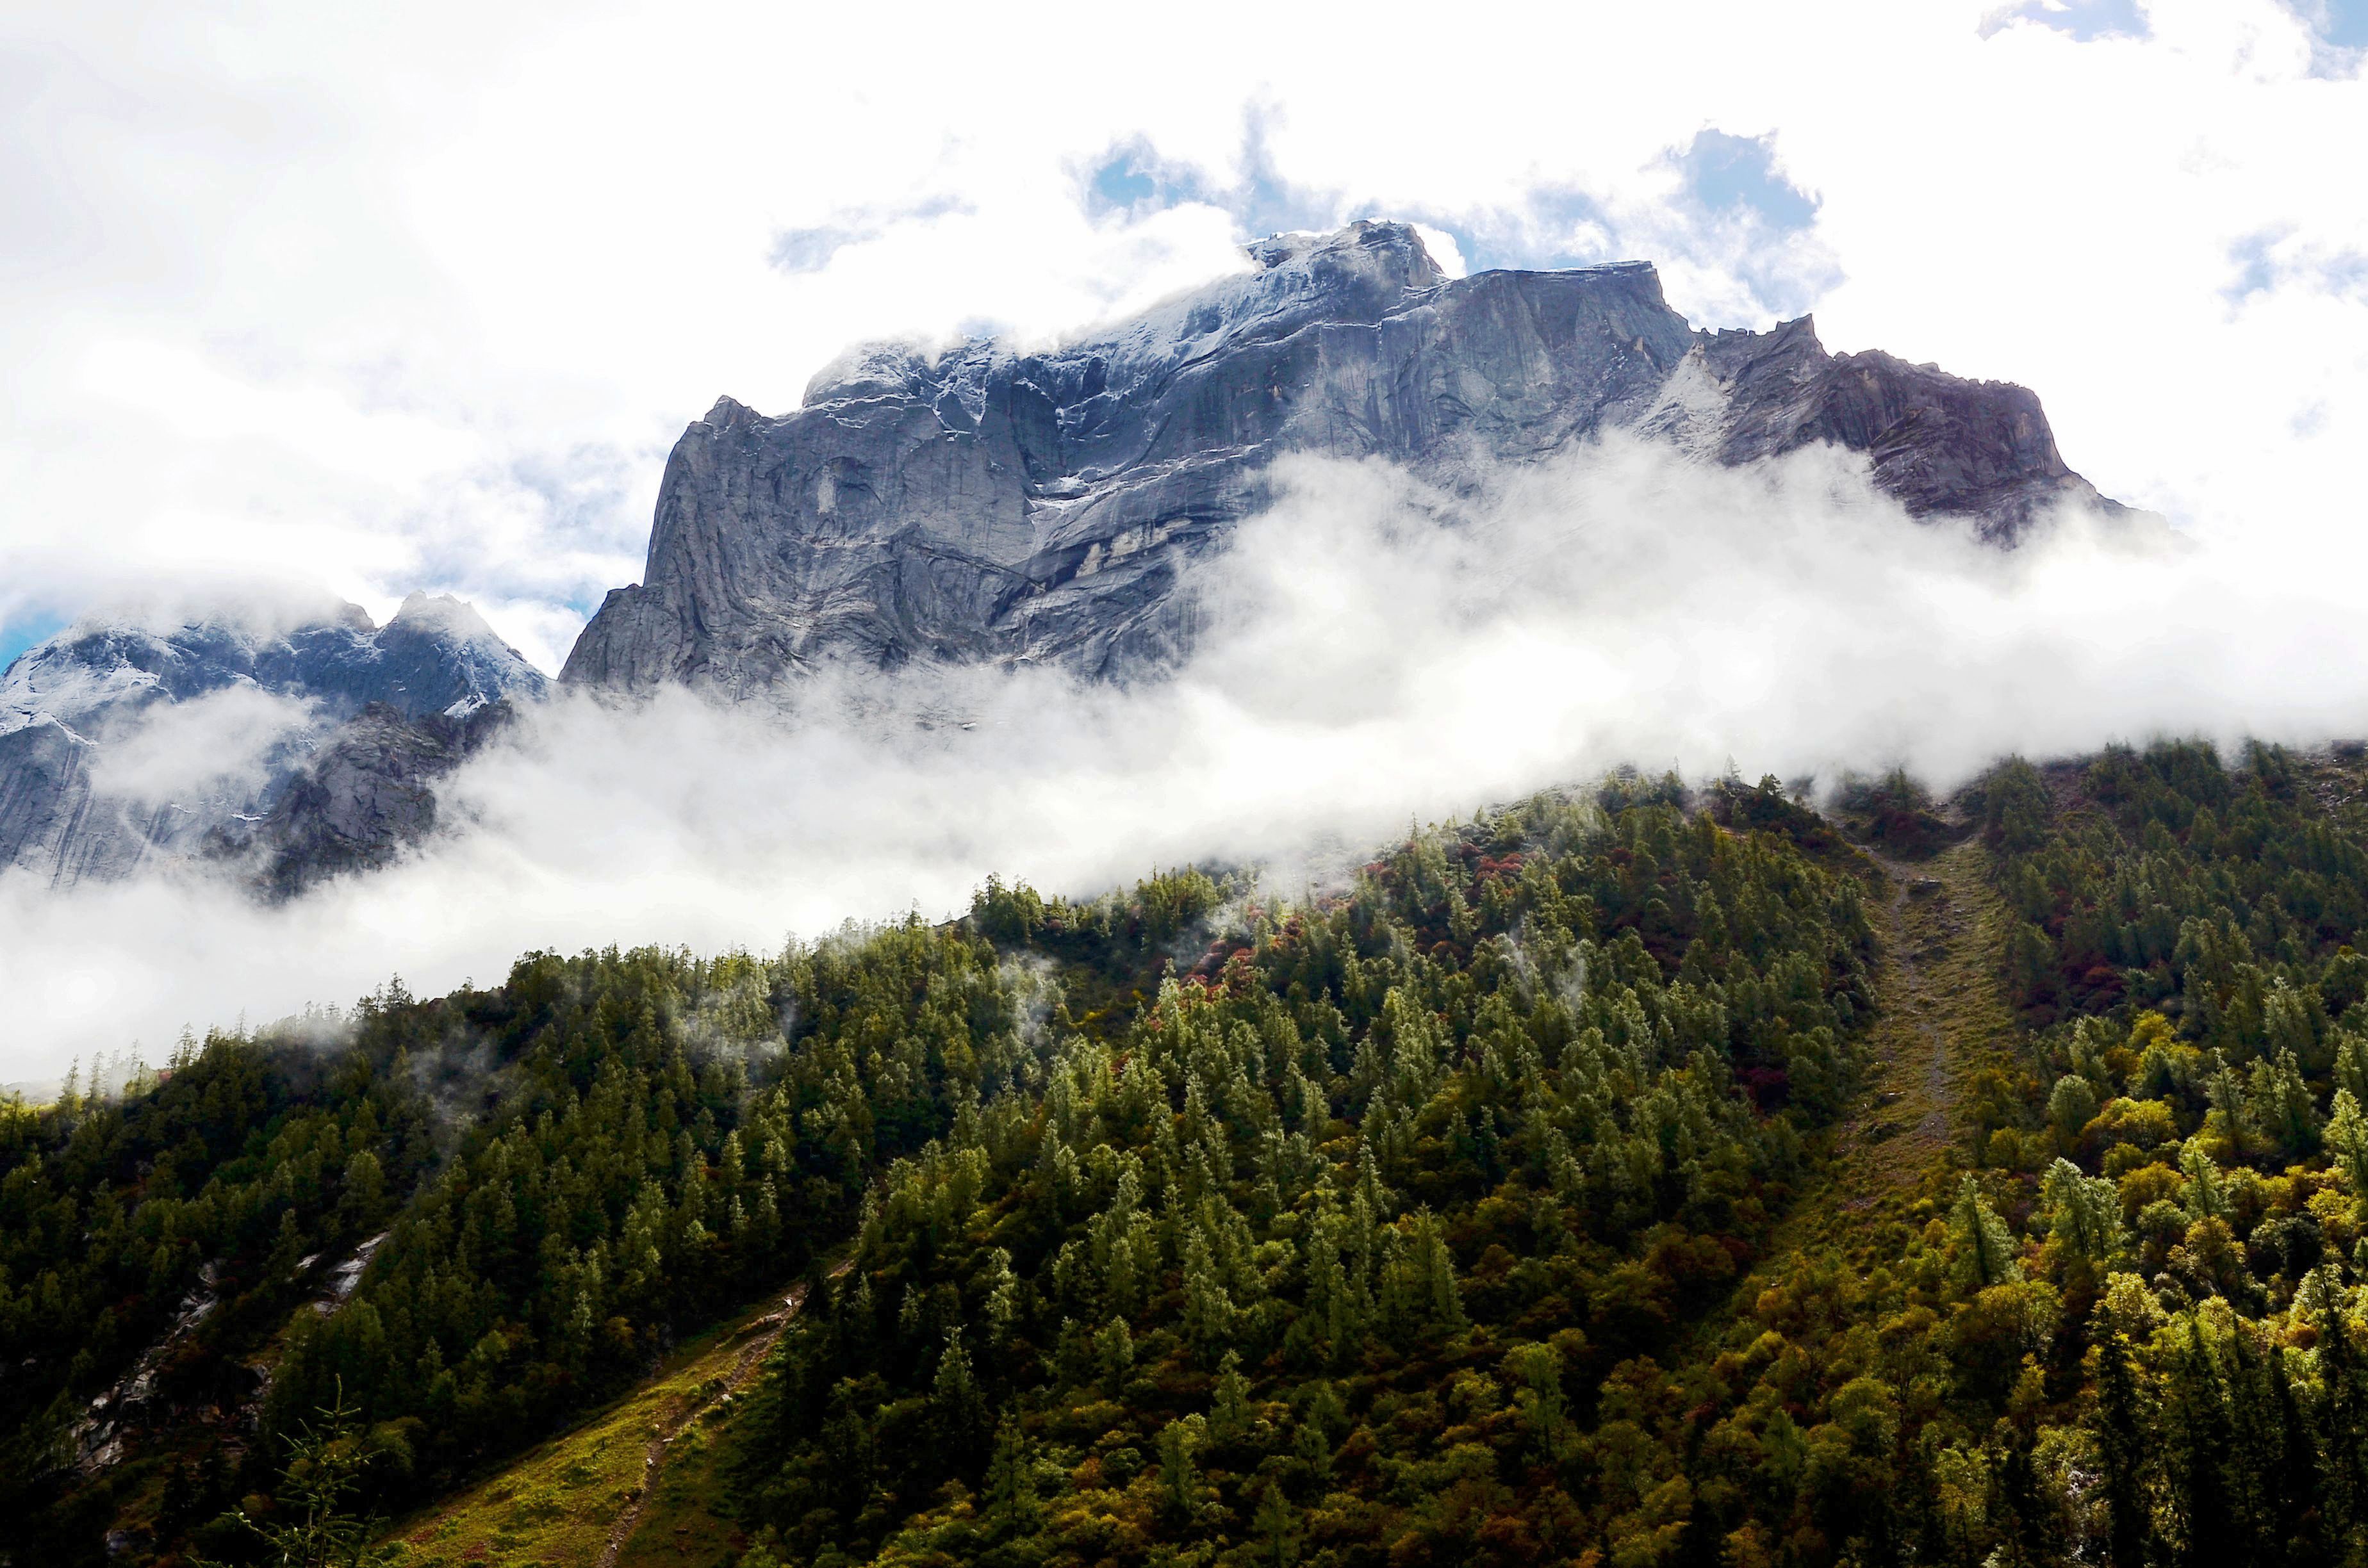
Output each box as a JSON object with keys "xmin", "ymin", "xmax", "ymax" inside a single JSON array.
[
  {"xmin": 2093, "ymin": 1324, "xmax": 2153, "ymax": 1567},
  {"xmin": 1951, "ymin": 1175, "xmax": 2024, "ymax": 1291},
  {"xmin": 195, "ymin": 1380, "xmax": 393, "ymax": 1568}
]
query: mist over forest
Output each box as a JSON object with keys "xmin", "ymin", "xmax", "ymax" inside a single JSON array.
[{"xmin": 10, "ymin": 439, "xmax": 2367, "ymax": 1086}]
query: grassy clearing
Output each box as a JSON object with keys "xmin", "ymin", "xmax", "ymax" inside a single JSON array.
[
  {"xmin": 1786, "ymin": 833, "xmax": 2025, "ymax": 1256},
  {"xmin": 1861, "ymin": 842, "xmax": 2014, "ymax": 1166},
  {"xmin": 383, "ymin": 1296, "xmax": 786, "ymax": 1568},
  {"xmin": 610, "ymin": 1395, "xmax": 750, "ymax": 1568}
]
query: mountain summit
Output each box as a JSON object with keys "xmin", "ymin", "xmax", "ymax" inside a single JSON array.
[
  {"xmin": 563, "ymin": 220, "xmax": 2127, "ymax": 697},
  {"xmin": 3, "ymin": 224, "xmax": 2132, "ymax": 896},
  {"xmin": 0, "ymin": 594, "xmax": 545, "ymax": 888}
]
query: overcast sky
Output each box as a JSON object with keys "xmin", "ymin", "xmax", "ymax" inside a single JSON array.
[{"xmin": 3, "ymin": 0, "xmax": 2362, "ymax": 675}]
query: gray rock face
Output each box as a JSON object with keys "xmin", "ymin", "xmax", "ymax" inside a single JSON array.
[
  {"xmin": 564, "ymin": 220, "xmax": 2128, "ymax": 696},
  {"xmin": 213, "ymin": 701, "xmax": 518, "ymax": 899},
  {"xmin": 1667, "ymin": 316, "xmax": 2122, "ymax": 531},
  {"xmin": 0, "ymin": 593, "xmax": 546, "ymax": 888}
]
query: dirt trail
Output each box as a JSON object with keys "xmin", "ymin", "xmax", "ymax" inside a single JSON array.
[{"xmin": 591, "ymin": 1284, "xmax": 807, "ymax": 1568}]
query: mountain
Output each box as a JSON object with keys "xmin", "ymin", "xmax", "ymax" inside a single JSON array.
[
  {"xmin": 0, "ymin": 592, "xmax": 546, "ymax": 889},
  {"xmin": 216, "ymin": 699, "xmax": 522, "ymax": 899},
  {"xmin": 563, "ymin": 220, "xmax": 2129, "ymax": 696},
  {"xmin": 5, "ymin": 222, "xmax": 2131, "ymax": 895}
]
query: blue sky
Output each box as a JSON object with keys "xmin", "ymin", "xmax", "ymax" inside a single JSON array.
[
  {"xmin": 1993, "ymin": 0, "xmax": 2152, "ymax": 41},
  {"xmin": 1999, "ymin": 0, "xmax": 2366, "ymax": 65},
  {"xmin": 1078, "ymin": 118, "xmax": 1826, "ymax": 307},
  {"xmin": 0, "ymin": 615, "xmax": 64, "ymax": 673}
]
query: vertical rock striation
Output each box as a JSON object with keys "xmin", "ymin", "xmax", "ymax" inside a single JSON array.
[{"xmin": 564, "ymin": 220, "xmax": 2128, "ymax": 698}]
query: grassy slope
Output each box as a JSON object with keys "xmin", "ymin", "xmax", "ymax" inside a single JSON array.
[
  {"xmin": 384, "ymin": 1289, "xmax": 796, "ymax": 1568},
  {"xmin": 1649, "ymin": 825, "xmax": 2021, "ymax": 1385},
  {"xmin": 609, "ymin": 1387, "xmax": 751, "ymax": 1568},
  {"xmin": 1822, "ymin": 837, "xmax": 2021, "ymax": 1215}
]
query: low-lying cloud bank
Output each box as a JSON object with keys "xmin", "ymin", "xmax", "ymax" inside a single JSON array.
[
  {"xmin": 5, "ymin": 439, "xmax": 2363, "ymax": 1079},
  {"xmin": 86, "ymin": 685, "xmax": 325, "ymax": 806}
]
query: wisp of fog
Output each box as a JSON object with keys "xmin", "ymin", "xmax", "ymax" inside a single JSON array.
[{"xmin": 3, "ymin": 437, "xmax": 2360, "ymax": 1079}]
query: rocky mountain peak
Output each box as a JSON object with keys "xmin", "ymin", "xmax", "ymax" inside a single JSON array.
[
  {"xmin": 563, "ymin": 220, "xmax": 2128, "ymax": 699},
  {"xmin": 794, "ymin": 221, "xmax": 1458, "ymax": 435},
  {"xmin": 1, "ymin": 594, "xmax": 547, "ymax": 888},
  {"xmin": 7, "ymin": 224, "xmax": 2141, "ymax": 896},
  {"xmin": 1236, "ymin": 216, "xmax": 1447, "ymax": 306}
]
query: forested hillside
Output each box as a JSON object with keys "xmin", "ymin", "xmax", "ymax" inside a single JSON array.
[{"xmin": 12, "ymin": 744, "xmax": 2368, "ymax": 1565}]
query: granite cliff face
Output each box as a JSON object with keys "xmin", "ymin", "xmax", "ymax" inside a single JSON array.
[
  {"xmin": 220, "ymin": 700, "xmax": 520, "ymax": 899},
  {"xmin": 6, "ymin": 222, "xmax": 2129, "ymax": 895},
  {"xmin": 0, "ymin": 594, "xmax": 545, "ymax": 889},
  {"xmin": 564, "ymin": 220, "xmax": 2126, "ymax": 696}
]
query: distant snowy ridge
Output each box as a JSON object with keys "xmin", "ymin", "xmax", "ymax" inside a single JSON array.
[{"xmin": 0, "ymin": 594, "xmax": 545, "ymax": 889}]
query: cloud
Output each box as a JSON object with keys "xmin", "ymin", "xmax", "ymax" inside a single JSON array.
[
  {"xmin": 769, "ymin": 196, "xmax": 973, "ymax": 275},
  {"xmin": 1078, "ymin": 106, "xmax": 1348, "ymax": 242},
  {"xmin": 83, "ymin": 683, "xmax": 320, "ymax": 805},
  {"xmin": 1074, "ymin": 115, "xmax": 1839, "ymax": 321},
  {"xmin": 1437, "ymin": 187, "xmax": 1620, "ymax": 275},
  {"xmin": 8, "ymin": 436, "xmax": 2368, "ymax": 1078},
  {"xmin": 2282, "ymin": 0, "xmax": 2368, "ymax": 74},
  {"xmin": 2226, "ymin": 227, "xmax": 2368, "ymax": 306},
  {"xmin": 1638, "ymin": 131, "xmax": 1843, "ymax": 320},
  {"xmin": 1, "ymin": 0, "xmax": 2367, "ymax": 1076},
  {"xmin": 1410, "ymin": 225, "xmax": 1467, "ymax": 281}
]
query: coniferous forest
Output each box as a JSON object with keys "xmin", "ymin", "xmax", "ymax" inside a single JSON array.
[{"xmin": 15, "ymin": 743, "xmax": 2368, "ymax": 1565}]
